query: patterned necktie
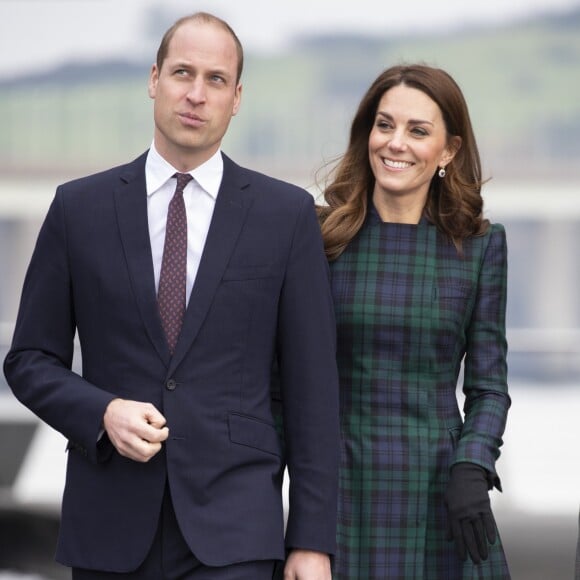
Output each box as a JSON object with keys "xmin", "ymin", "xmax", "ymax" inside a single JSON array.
[{"xmin": 158, "ymin": 172, "xmax": 192, "ymax": 354}]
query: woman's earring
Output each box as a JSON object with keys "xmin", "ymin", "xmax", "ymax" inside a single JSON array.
[{"xmin": 438, "ymin": 167, "xmax": 446, "ymax": 178}]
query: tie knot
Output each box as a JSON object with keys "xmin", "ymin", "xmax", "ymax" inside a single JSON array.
[{"xmin": 173, "ymin": 172, "xmax": 193, "ymax": 193}]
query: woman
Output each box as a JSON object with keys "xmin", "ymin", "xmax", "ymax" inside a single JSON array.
[{"xmin": 318, "ymin": 64, "xmax": 511, "ymax": 579}]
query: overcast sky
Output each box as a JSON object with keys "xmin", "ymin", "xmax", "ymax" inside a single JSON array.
[{"xmin": 1, "ymin": 0, "xmax": 579, "ymax": 79}]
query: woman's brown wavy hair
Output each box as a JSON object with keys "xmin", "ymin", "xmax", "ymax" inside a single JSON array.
[{"xmin": 317, "ymin": 64, "xmax": 489, "ymax": 261}]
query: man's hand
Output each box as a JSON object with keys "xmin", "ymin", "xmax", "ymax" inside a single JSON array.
[
  {"xmin": 283, "ymin": 549, "xmax": 331, "ymax": 580},
  {"xmin": 103, "ymin": 398, "xmax": 169, "ymax": 462}
]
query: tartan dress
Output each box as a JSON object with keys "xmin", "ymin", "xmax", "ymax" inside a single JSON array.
[{"xmin": 330, "ymin": 206, "xmax": 510, "ymax": 579}]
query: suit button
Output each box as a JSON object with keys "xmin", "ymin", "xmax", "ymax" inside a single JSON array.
[{"xmin": 166, "ymin": 379, "xmax": 177, "ymax": 391}]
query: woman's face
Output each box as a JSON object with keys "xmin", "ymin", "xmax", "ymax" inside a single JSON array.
[{"xmin": 368, "ymin": 84, "xmax": 459, "ymax": 205}]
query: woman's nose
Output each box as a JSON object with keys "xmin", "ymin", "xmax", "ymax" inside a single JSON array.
[{"xmin": 387, "ymin": 131, "xmax": 407, "ymax": 151}]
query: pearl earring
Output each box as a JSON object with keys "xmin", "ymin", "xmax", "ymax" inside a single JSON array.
[{"xmin": 438, "ymin": 167, "xmax": 446, "ymax": 178}]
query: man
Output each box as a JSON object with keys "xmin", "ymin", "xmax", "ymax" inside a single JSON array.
[{"xmin": 3, "ymin": 12, "xmax": 339, "ymax": 580}]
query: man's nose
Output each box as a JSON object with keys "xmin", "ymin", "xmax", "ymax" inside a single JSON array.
[{"xmin": 186, "ymin": 78, "xmax": 207, "ymax": 103}]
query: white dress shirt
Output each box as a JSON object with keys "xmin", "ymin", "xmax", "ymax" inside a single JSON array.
[{"xmin": 146, "ymin": 144, "xmax": 223, "ymax": 305}]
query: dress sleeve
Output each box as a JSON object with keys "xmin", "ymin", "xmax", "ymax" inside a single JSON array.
[{"xmin": 453, "ymin": 224, "xmax": 511, "ymax": 490}]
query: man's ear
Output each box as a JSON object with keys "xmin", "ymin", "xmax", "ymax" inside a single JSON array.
[
  {"xmin": 232, "ymin": 83, "xmax": 242, "ymax": 116},
  {"xmin": 148, "ymin": 64, "xmax": 159, "ymax": 99}
]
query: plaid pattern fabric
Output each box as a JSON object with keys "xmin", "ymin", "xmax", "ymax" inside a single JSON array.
[{"xmin": 330, "ymin": 207, "xmax": 510, "ymax": 579}]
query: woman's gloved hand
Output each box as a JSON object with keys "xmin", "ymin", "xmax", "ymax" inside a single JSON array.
[{"xmin": 444, "ymin": 462, "xmax": 497, "ymax": 564}]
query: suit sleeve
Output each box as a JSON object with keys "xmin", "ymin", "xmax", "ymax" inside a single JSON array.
[
  {"xmin": 453, "ymin": 224, "xmax": 511, "ymax": 489},
  {"xmin": 3, "ymin": 189, "xmax": 116, "ymax": 463},
  {"xmin": 276, "ymin": 193, "xmax": 340, "ymax": 555}
]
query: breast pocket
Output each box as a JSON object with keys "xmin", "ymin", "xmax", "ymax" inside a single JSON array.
[
  {"xmin": 222, "ymin": 264, "xmax": 277, "ymax": 281},
  {"xmin": 200, "ymin": 265, "xmax": 280, "ymax": 352},
  {"xmin": 217, "ymin": 264, "xmax": 279, "ymax": 317}
]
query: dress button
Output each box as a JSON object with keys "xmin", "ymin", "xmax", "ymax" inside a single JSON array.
[{"xmin": 166, "ymin": 379, "xmax": 177, "ymax": 391}]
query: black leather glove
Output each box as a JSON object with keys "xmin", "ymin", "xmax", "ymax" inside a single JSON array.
[{"xmin": 444, "ymin": 462, "xmax": 497, "ymax": 564}]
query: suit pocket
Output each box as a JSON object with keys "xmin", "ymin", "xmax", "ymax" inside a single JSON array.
[
  {"xmin": 228, "ymin": 412, "xmax": 281, "ymax": 456},
  {"xmin": 222, "ymin": 264, "xmax": 277, "ymax": 281}
]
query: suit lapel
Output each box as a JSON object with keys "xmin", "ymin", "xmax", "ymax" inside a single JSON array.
[
  {"xmin": 114, "ymin": 153, "xmax": 171, "ymax": 366},
  {"xmin": 168, "ymin": 155, "xmax": 253, "ymax": 376}
]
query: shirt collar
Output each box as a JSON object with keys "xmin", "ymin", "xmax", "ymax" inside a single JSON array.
[{"xmin": 145, "ymin": 143, "xmax": 223, "ymax": 200}]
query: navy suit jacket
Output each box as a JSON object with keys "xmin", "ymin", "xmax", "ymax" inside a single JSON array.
[{"xmin": 3, "ymin": 152, "xmax": 340, "ymax": 571}]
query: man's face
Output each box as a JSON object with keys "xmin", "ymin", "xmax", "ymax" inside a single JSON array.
[{"xmin": 148, "ymin": 20, "xmax": 242, "ymax": 171}]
